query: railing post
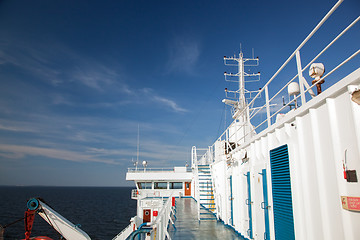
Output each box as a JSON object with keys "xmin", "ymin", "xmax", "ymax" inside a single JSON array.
[
  {"xmin": 191, "ymin": 146, "xmax": 196, "ymax": 168},
  {"xmin": 264, "ymin": 85, "xmax": 271, "ymax": 127},
  {"xmin": 225, "ymin": 129, "xmax": 229, "ymax": 151},
  {"xmin": 295, "ymin": 50, "xmax": 306, "ymax": 105}
]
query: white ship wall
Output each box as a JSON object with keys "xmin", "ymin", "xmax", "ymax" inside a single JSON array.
[
  {"xmin": 211, "ymin": 159, "xmax": 227, "ymax": 223},
  {"xmin": 211, "ymin": 68, "xmax": 360, "ymax": 239}
]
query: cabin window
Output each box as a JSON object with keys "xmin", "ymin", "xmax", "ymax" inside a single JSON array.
[
  {"xmin": 154, "ymin": 182, "xmax": 167, "ymax": 189},
  {"xmin": 169, "ymin": 182, "xmax": 183, "ymax": 189},
  {"xmin": 137, "ymin": 182, "xmax": 152, "ymax": 189}
]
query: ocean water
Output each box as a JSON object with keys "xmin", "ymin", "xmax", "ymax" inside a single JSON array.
[{"xmin": 0, "ymin": 187, "xmax": 137, "ymax": 240}]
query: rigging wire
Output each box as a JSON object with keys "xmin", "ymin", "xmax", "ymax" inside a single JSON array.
[
  {"xmin": 2, "ymin": 217, "xmax": 24, "ymax": 229},
  {"xmin": 216, "ymin": 104, "xmax": 226, "ymax": 139}
]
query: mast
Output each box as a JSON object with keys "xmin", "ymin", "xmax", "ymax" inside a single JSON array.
[
  {"xmin": 222, "ymin": 50, "xmax": 260, "ymax": 144},
  {"xmin": 137, "ymin": 124, "xmax": 140, "ymax": 164},
  {"xmin": 223, "ymin": 50, "xmax": 260, "ymax": 123}
]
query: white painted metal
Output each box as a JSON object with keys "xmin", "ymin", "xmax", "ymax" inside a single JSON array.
[
  {"xmin": 126, "ymin": 168, "xmax": 192, "ymax": 181},
  {"xmin": 37, "ymin": 200, "xmax": 91, "ymax": 240},
  {"xmin": 295, "ymin": 51, "xmax": 306, "ymax": 105},
  {"xmin": 112, "ymin": 223, "xmax": 133, "ymax": 240},
  {"xmin": 205, "ymin": 68, "xmax": 360, "ymax": 239},
  {"xmin": 265, "ymin": 85, "xmax": 271, "ymax": 127},
  {"xmin": 147, "ymin": 194, "xmax": 175, "ymax": 240},
  {"xmin": 288, "ymin": 82, "xmax": 300, "ymax": 97},
  {"xmin": 191, "ymin": 1, "xmax": 360, "ymax": 239},
  {"xmin": 119, "ymin": 1, "xmax": 360, "ymax": 239}
]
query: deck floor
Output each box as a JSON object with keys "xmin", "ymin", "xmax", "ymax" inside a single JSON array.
[{"xmin": 169, "ymin": 198, "xmax": 243, "ymax": 240}]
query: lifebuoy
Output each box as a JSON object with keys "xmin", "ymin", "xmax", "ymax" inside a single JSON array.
[{"xmin": 29, "ymin": 236, "xmax": 54, "ymax": 240}]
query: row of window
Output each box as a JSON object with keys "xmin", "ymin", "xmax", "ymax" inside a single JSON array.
[{"xmin": 137, "ymin": 182, "xmax": 183, "ymax": 189}]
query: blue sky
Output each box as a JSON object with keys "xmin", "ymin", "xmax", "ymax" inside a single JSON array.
[{"xmin": 0, "ymin": 0, "xmax": 359, "ymax": 186}]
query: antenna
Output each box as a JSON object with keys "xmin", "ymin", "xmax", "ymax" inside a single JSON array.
[
  {"xmin": 136, "ymin": 124, "xmax": 140, "ymax": 164},
  {"xmin": 132, "ymin": 157, "xmax": 138, "ymax": 171},
  {"xmin": 223, "ymin": 49, "xmax": 261, "ymax": 120},
  {"xmin": 142, "ymin": 160, "xmax": 148, "ymax": 172}
]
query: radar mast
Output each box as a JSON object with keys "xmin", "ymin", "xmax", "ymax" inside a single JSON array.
[{"xmin": 222, "ymin": 50, "xmax": 260, "ymax": 124}]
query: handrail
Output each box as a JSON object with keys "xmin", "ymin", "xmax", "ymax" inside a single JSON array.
[
  {"xmin": 129, "ymin": 223, "xmax": 151, "ymax": 240},
  {"xmin": 242, "ymin": 0, "xmax": 343, "ymax": 117},
  {"xmin": 197, "ymin": 0, "xmax": 359, "ymax": 164},
  {"xmin": 129, "ymin": 194, "xmax": 175, "ymax": 240},
  {"xmin": 212, "ymin": 0, "xmax": 344, "ymax": 145},
  {"xmin": 112, "ymin": 222, "xmax": 133, "ymax": 240},
  {"xmin": 127, "ymin": 168, "xmax": 191, "ymax": 172}
]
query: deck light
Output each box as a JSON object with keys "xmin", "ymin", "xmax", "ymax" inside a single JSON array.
[
  {"xmin": 348, "ymin": 85, "xmax": 360, "ymax": 105},
  {"xmin": 309, "ymin": 63, "xmax": 325, "ymax": 94}
]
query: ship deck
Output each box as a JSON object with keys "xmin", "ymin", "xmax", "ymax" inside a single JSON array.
[{"xmin": 170, "ymin": 198, "xmax": 244, "ymax": 240}]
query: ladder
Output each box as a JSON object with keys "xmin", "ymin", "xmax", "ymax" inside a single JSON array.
[{"xmin": 197, "ymin": 165, "xmax": 217, "ymax": 221}]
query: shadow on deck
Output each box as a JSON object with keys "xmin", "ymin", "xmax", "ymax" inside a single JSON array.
[{"xmin": 169, "ymin": 198, "xmax": 245, "ymax": 240}]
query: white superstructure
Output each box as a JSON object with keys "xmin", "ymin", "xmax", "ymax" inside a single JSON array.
[
  {"xmin": 120, "ymin": 1, "xmax": 360, "ymax": 239},
  {"xmin": 190, "ymin": 1, "xmax": 360, "ymax": 239}
]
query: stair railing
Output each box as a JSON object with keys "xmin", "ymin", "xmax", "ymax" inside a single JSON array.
[{"xmin": 191, "ymin": 146, "xmax": 201, "ymax": 221}]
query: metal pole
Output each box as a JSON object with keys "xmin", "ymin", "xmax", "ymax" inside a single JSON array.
[
  {"xmin": 295, "ymin": 51, "xmax": 306, "ymax": 105},
  {"xmin": 265, "ymin": 85, "xmax": 271, "ymax": 127}
]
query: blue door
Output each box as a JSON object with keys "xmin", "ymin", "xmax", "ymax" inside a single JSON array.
[
  {"xmin": 246, "ymin": 172, "xmax": 253, "ymax": 239},
  {"xmin": 260, "ymin": 169, "xmax": 270, "ymax": 240},
  {"xmin": 270, "ymin": 144, "xmax": 295, "ymax": 240}
]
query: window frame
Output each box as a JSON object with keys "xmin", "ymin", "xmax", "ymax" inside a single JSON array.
[
  {"xmin": 169, "ymin": 182, "xmax": 183, "ymax": 189},
  {"xmin": 154, "ymin": 182, "xmax": 168, "ymax": 189}
]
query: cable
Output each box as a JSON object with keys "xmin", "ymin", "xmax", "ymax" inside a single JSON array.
[
  {"xmin": 216, "ymin": 105, "xmax": 226, "ymax": 140},
  {"xmin": 2, "ymin": 217, "xmax": 25, "ymax": 229}
]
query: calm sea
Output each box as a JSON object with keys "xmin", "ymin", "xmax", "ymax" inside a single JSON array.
[{"xmin": 0, "ymin": 186, "xmax": 137, "ymax": 240}]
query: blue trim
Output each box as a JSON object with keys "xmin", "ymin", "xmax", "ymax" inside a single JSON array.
[
  {"xmin": 27, "ymin": 198, "xmax": 39, "ymax": 210},
  {"xmin": 218, "ymin": 218, "xmax": 250, "ymax": 240},
  {"xmin": 246, "ymin": 172, "xmax": 253, "ymax": 239},
  {"xmin": 128, "ymin": 223, "xmax": 152, "ymax": 240},
  {"xmin": 261, "ymin": 169, "xmax": 270, "ymax": 240},
  {"xmin": 270, "ymin": 144, "xmax": 295, "ymax": 240}
]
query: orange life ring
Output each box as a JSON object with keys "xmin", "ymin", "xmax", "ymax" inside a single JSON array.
[{"xmin": 29, "ymin": 236, "xmax": 54, "ymax": 240}]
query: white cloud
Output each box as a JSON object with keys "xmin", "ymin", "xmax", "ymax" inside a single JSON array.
[
  {"xmin": 0, "ymin": 123, "xmax": 37, "ymax": 133},
  {"xmin": 0, "ymin": 39, "xmax": 122, "ymax": 92},
  {"xmin": 0, "ymin": 38, "xmax": 188, "ymax": 114},
  {"xmin": 0, "ymin": 144, "xmax": 118, "ymax": 164},
  {"xmin": 140, "ymin": 88, "xmax": 188, "ymax": 113},
  {"xmin": 166, "ymin": 36, "xmax": 200, "ymax": 74},
  {"xmin": 71, "ymin": 63, "xmax": 117, "ymax": 91},
  {"xmin": 153, "ymin": 95, "xmax": 187, "ymax": 113}
]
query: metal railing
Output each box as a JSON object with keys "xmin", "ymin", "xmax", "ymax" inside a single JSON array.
[
  {"xmin": 129, "ymin": 195, "xmax": 175, "ymax": 240},
  {"xmin": 200, "ymin": 0, "xmax": 360, "ymax": 163},
  {"xmin": 131, "ymin": 189, "xmax": 138, "ymax": 200},
  {"xmin": 127, "ymin": 168, "xmax": 191, "ymax": 172},
  {"xmin": 191, "ymin": 146, "xmax": 201, "ymax": 220},
  {"xmin": 191, "ymin": 146, "xmax": 213, "ymax": 168},
  {"xmin": 112, "ymin": 221, "xmax": 133, "ymax": 240}
]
